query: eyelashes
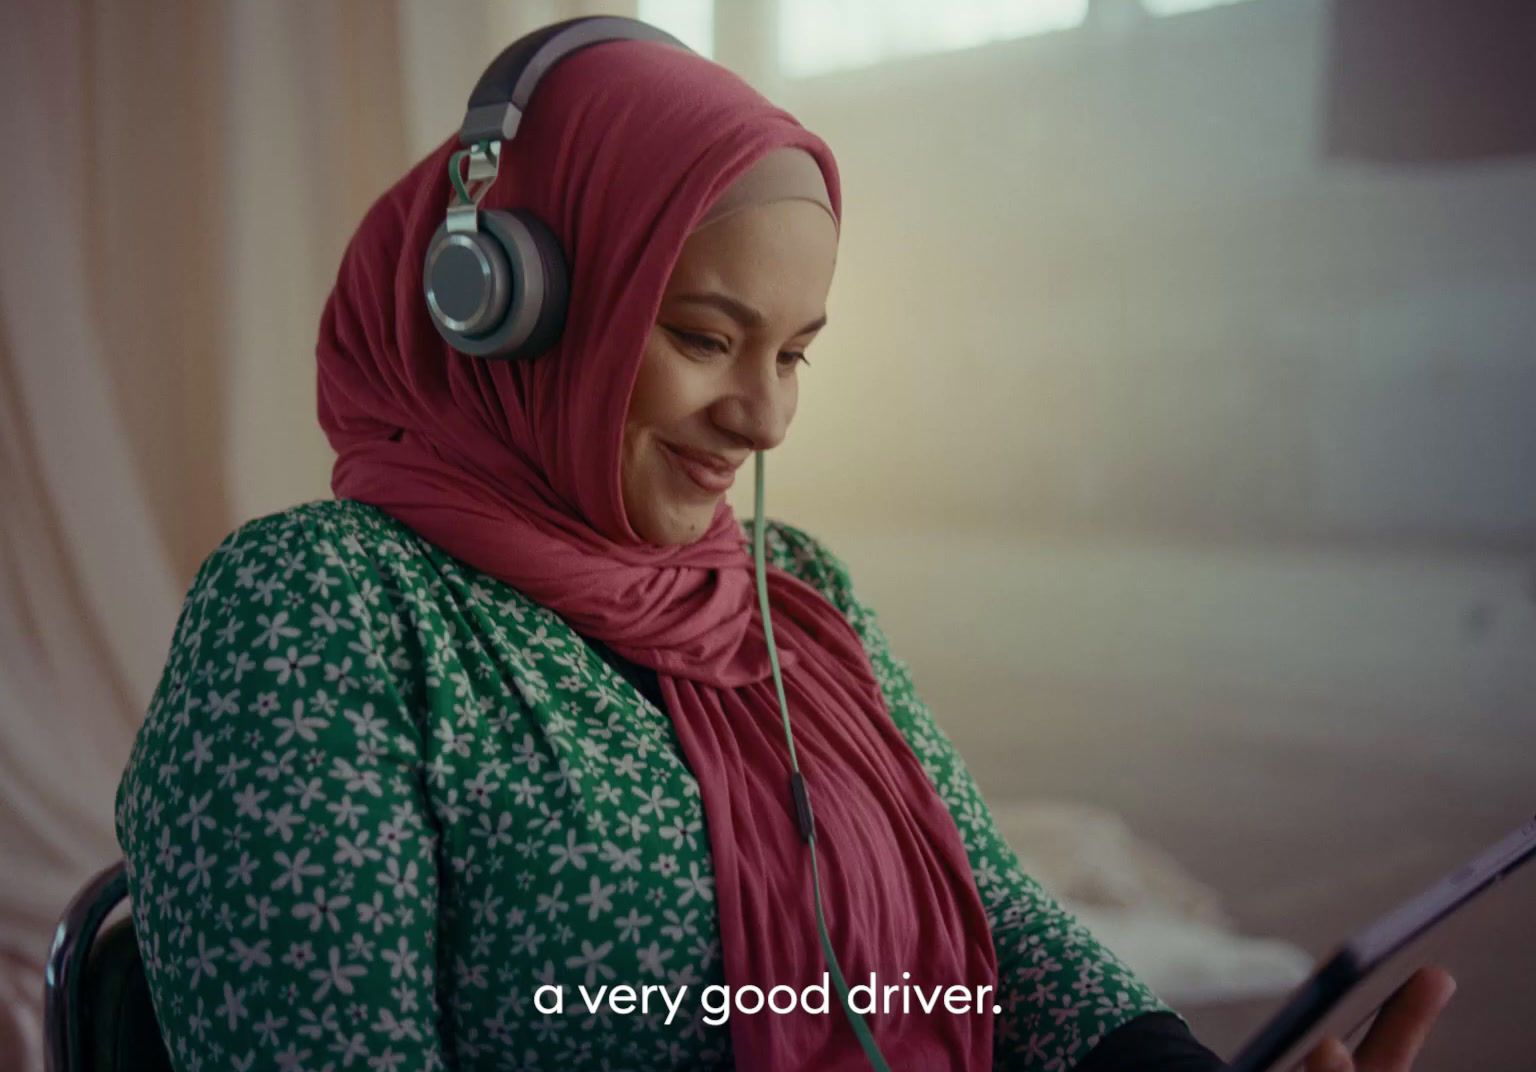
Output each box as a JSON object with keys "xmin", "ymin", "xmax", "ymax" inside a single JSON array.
[
  {"xmin": 667, "ymin": 329, "xmax": 810, "ymax": 369},
  {"xmin": 673, "ymin": 330, "xmax": 726, "ymax": 355}
]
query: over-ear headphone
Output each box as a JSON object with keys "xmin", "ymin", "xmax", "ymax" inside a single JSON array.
[{"xmin": 423, "ymin": 16, "xmax": 693, "ymax": 360}]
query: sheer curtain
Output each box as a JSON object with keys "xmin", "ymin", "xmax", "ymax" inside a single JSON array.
[{"xmin": 0, "ymin": 3, "xmax": 621, "ymax": 1065}]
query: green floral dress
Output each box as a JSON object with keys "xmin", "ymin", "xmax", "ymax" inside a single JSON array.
[{"xmin": 114, "ymin": 498, "xmax": 1179, "ymax": 1071}]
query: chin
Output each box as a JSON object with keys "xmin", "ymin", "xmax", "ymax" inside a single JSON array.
[{"xmin": 642, "ymin": 504, "xmax": 716, "ymax": 547}]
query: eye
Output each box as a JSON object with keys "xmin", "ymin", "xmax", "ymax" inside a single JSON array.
[
  {"xmin": 665, "ymin": 327, "xmax": 809, "ymax": 370},
  {"xmin": 668, "ymin": 329, "xmax": 728, "ymax": 356}
]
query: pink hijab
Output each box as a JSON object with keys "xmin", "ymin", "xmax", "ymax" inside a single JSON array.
[{"xmin": 317, "ymin": 38, "xmax": 997, "ymax": 1069}]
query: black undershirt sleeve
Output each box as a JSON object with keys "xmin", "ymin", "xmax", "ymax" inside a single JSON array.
[{"xmin": 1072, "ymin": 1011, "xmax": 1228, "ymax": 1072}]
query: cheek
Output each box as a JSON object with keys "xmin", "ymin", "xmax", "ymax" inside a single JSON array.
[
  {"xmin": 620, "ymin": 419, "xmax": 659, "ymax": 508},
  {"xmin": 621, "ymin": 344, "xmax": 686, "ymax": 522},
  {"xmin": 630, "ymin": 338, "xmax": 684, "ymax": 421},
  {"xmin": 629, "ymin": 342, "xmax": 714, "ymax": 442}
]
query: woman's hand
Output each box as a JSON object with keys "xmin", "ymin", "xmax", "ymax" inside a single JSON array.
[{"xmin": 1300, "ymin": 966, "xmax": 1457, "ymax": 1072}]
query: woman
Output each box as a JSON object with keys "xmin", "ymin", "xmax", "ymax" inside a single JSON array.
[{"xmin": 113, "ymin": 19, "xmax": 1453, "ymax": 1072}]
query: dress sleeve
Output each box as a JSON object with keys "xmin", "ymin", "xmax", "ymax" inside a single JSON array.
[
  {"xmin": 758, "ymin": 520, "xmax": 1189, "ymax": 1072},
  {"xmin": 113, "ymin": 513, "xmax": 451, "ymax": 1072}
]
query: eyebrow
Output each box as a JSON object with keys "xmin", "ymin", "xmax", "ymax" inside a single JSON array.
[{"xmin": 671, "ymin": 291, "xmax": 828, "ymax": 336}]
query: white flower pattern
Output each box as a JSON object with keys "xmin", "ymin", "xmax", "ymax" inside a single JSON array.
[{"xmin": 115, "ymin": 499, "xmax": 1175, "ymax": 1070}]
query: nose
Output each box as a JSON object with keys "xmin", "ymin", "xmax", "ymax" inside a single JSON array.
[{"xmin": 712, "ymin": 352, "xmax": 795, "ymax": 452}]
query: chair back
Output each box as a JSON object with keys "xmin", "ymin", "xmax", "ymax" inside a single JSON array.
[{"xmin": 44, "ymin": 861, "xmax": 172, "ymax": 1072}]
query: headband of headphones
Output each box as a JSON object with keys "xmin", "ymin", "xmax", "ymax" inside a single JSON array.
[
  {"xmin": 423, "ymin": 16, "xmax": 694, "ymax": 360},
  {"xmin": 460, "ymin": 16, "xmax": 693, "ymax": 145}
]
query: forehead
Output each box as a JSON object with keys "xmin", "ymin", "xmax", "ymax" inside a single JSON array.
[{"xmin": 665, "ymin": 201, "xmax": 838, "ymax": 302}]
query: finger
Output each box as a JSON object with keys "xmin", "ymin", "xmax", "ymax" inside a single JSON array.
[
  {"xmin": 1304, "ymin": 1036, "xmax": 1354, "ymax": 1072},
  {"xmin": 1352, "ymin": 966, "xmax": 1457, "ymax": 1072}
]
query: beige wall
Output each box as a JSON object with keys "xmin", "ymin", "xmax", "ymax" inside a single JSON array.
[{"xmin": 727, "ymin": 0, "xmax": 1536, "ymax": 547}]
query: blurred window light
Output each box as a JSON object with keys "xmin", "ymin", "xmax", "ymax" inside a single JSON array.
[
  {"xmin": 1141, "ymin": 0, "xmax": 1258, "ymax": 14},
  {"xmin": 779, "ymin": 0, "xmax": 1089, "ymax": 79},
  {"xmin": 637, "ymin": 0, "xmax": 715, "ymax": 59}
]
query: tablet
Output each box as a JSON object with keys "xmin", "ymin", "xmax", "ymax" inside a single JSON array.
[{"xmin": 1225, "ymin": 813, "xmax": 1536, "ymax": 1072}]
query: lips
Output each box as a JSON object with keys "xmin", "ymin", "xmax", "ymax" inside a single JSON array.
[{"xmin": 663, "ymin": 442, "xmax": 738, "ymax": 494}]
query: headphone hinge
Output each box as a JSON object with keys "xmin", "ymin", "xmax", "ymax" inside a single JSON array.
[
  {"xmin": 446, "ymin": 204, "xmax": 480, "ymax": 235},
  {"xmin": 464, "ymin": 141, "xmax": 501, "ymax": 183},
  {"xmin": 446, "ymin": 142, "xmax": 503, "ymax": 234}
]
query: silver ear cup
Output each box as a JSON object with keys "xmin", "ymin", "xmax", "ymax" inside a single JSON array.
[
  {"xmin": 423, "ymin": 209, "xmax": 561, "ymax": 360},
  {"xmin": 424, "ymin": 227, "xmax": 512, "ymax": 337}
]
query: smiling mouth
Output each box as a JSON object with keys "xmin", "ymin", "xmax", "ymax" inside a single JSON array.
[{"xmin": 662, "ymin": 442, "xmax": 737, "ymax": 494}]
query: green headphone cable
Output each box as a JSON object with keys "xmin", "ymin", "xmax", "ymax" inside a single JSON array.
[{"xmin": 752, "ymin": 451, "xmax": 894, "ymax": 1072}]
